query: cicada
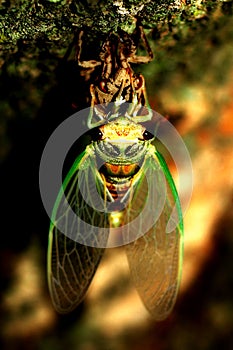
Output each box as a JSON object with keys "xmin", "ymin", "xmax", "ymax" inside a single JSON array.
[{"xmin": 47, "ymin": 24, "xmax": 183, "ymax": 320}]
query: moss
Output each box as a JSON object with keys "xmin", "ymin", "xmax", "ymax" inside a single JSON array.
[{"xmin": 0, "ymin": 0, "xmax": 226, "ymax": 60}]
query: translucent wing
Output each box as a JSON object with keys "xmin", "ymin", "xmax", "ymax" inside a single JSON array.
[
  {"xmin": 124, "ymin": 148, "xmax": 183, "ymax": 320},
  {"xmin": 47, "ymin": 147, "xmax": 109, "ymax": 313}
]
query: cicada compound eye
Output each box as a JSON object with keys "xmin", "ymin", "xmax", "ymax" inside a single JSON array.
[
  {"xmin": 143, "ymin": 129, "xmax": 154, "ymax": 141},
  {"xmin": 90, "ymin": 127, "xmax": 103, "ymax": 141}
]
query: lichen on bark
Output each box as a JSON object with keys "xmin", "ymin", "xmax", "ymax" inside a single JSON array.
[{"xmin": 0, "ymin": 0, "xmax": 224, "ymax": 61}]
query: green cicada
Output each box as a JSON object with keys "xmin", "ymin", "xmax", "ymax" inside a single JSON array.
[{"xmin": 47, "ymin": 24, "xmax": 183, "ymax": 320}]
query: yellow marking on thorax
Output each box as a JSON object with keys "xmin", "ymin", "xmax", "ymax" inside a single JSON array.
[{"xmin": 99, "ymin": 118, "xmax": 145, "ymax": 141}]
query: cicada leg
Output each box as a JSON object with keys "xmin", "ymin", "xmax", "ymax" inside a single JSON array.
[
  {"xmin": 118, "ymin": 21, "xmax": 153, "ymax": 65},
  {"xmin": 76, "ymin": 30, "xmax": 102, "ymax": 69},
  {"xmin": 128, "ymin": 24, "xmax": 153, "ymax": 64}
]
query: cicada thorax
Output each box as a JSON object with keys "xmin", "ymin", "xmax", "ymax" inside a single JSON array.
[{"xmin": 92, "ymin": 116, "xmax": 151, "ymax": 211}]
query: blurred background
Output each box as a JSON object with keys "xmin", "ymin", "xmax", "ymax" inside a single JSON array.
[{"xmin": 0, "ymin": 1, "xmax": 233, "ymax": 349}]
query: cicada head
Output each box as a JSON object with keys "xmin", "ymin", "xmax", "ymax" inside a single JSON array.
[{"xmin": 93, "ymin": 116, "xmax": 154, "ymax": 165}]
